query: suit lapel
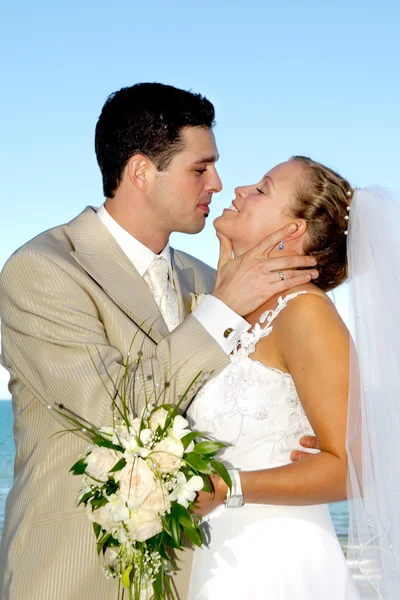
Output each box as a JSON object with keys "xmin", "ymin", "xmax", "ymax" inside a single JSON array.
[
  {"xmin": 68, "ymin": 207, "xmax": 169, "ymax": 343},
  {"xmin": 170, "ymin": 249, "xmax": 195, "ymax": 321}
]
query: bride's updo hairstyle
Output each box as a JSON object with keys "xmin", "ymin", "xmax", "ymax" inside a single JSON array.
[{"xmin": 289, "ymin": 156, "xmax": 353, "ymax": 292}]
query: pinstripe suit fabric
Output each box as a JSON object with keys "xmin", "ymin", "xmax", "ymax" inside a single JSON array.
[{"xmin": 0, "ymin": 207, "xmax": 228, "ymax": 600}]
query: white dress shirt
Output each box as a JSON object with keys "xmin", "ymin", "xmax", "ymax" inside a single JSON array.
[{"xmin": 97, "ymin": 205, "xmax": 250, "ymax": 354}]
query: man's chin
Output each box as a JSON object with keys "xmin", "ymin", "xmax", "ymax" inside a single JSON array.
[{"xmin": 174, "ymin": 217, "xmax": 208, "ymax": 235}]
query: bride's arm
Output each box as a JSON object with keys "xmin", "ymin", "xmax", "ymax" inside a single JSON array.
[{"xmin": 195, "ymin": 293, "xmax": 350, "ymax": 514}]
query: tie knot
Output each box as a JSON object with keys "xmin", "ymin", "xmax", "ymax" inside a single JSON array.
[
  {"xmin": 145, "ymin": 256, "xmax": 171, "ymax": 296},
  {"xmin": 147, "ymin": 256, "xmax": 170, "ymax": 280}
]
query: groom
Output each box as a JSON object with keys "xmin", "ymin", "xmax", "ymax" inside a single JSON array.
[{"xmin": 0, "ymin": 83, "xmax": 318, "ymax": 600}]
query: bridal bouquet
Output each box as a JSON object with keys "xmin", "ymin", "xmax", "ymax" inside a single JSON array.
[{"xmin": 58, "ymin": 349, "xmax": 231, "ymax": 600}]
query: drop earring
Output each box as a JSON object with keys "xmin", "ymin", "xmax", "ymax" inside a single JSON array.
[{"xmin": 279, "ymin": 241, "xmax": 284, "ymax": 251}]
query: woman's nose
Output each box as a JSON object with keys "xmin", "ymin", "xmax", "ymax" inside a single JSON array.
[{"xmin": 234, "ymin": 185, "xmax": 247, "ymax": 198}]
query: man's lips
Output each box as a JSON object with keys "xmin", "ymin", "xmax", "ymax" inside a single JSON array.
[{"xmin": 198, "ymin": 202, "xmax": 210, "ymax": 214}]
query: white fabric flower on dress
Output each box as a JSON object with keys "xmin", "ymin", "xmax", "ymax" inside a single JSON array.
[{"xmin": 169, "ymin": 472, "xmax": 204, "ymax": 508}]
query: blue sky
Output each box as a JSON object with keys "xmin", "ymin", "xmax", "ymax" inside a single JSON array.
[{"xmin": 0, "ymin": 0, "xmax": 399, "ymax": 397}]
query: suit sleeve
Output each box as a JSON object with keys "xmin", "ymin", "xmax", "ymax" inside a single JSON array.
[{"xmin": 0, "ymin": 250, "xmax": 229, "ymax": 429}]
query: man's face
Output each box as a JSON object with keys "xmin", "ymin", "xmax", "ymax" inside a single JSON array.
[{"xmin": 149, "ymin": 126, "xmax": 222, "ymax": 235}]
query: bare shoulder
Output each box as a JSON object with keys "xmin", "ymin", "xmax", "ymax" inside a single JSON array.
[
  {"xmin": 274, "ymin": 283, "xmax": 349, "ymax": 357},
  {"xmin": 278, "ymin": 282, "xmax": 341, "ymax": 321}
]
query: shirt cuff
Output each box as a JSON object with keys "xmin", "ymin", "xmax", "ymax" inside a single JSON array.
[{"xmin": 191, "ymin": 295, "xmax": 250, "ymax": 354}]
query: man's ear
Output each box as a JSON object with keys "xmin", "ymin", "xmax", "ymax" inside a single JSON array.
[{"xmin": 126, "ymin": 154, "xmax": 156, "ymax": 191}]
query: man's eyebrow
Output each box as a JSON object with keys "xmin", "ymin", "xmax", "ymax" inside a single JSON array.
[
  {"xmin": 262, "ymin": 174, "xmax": 275, "ymax": 189},
  {"xmin": 192, "ymin": 154, "xmax": 219, "ymax": 165}
]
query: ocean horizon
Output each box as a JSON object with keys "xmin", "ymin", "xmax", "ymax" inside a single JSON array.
[{"xmin": 0, "ymin": 399, "xmax": 350, "ymax": 541}]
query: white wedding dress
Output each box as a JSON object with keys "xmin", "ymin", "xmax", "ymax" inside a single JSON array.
[{"xmin": 186, "ymin": 292, "xmax": 360, "ymax": 600}]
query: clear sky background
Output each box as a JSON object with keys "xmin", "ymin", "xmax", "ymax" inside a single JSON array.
[{"xmin": 0, "ymin": 0, "xmax": 399, "ymax": 398}]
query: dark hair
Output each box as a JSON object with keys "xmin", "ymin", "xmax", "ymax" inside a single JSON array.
[
  {"xmin": 289, "ymin": 156, "xmax": 353, "ymax": 292},
  {"xmin": 95, "ymin": 83, "xmax": 215, "ymax": 198}
]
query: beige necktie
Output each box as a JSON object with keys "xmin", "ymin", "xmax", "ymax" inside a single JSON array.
[{"xmin": 144, "ymin": 256, "xmax": 180, "ymax": 332}]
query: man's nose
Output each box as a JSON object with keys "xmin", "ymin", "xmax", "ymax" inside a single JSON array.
[{"xmin": 208, "ymin": 169, "xmax": 223, "ymax": 193}]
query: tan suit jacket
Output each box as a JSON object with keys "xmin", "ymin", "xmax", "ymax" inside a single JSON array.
[{"xmin": 0, "ymin": 207, "xmax": 229, "ymax": 600}]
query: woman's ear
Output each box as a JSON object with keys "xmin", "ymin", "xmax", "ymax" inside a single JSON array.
[{"xmin": 286, "ymin": 218, "xmax": 308, "ymax": 240}]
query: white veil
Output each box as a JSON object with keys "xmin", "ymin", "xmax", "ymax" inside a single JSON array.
[{"xmin": 346, "ymin": 186, "xmax": 400, "ymax": 597}]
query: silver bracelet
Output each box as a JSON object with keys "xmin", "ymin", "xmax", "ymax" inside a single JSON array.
[{"xmin": 225, "ymin": 468, "xmax": 244, "ymax": 508}]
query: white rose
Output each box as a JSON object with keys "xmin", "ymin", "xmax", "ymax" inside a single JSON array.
[
  {"xmin": 151, "ymin": 437, "xmax": 184, "ymax": 473},
  {"xmin": 126, "ymin": 507, "xmax": 163, "ymax": 542},
  {"xmin": 117, "ymin": 459, "xmax": 155, "ymax": 509},
  {"xmin": 141, "ymin": 481, "xmax": 171, "ymax": 515},
  {"xmin": 149, "ymin": 407, "xmax": 169, "ymax": 432},
  {"xmin": 87, "ymin": 503, "xmax": 115, "ymax": 532},
  {"xmin": 85, "ymin": 446, "xmax": 119, "ymax": 483}
]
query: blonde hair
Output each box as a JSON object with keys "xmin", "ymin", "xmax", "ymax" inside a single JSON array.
[{"xmin": 289, "ymin": 156, "xmax": 352, "ymax": 292}]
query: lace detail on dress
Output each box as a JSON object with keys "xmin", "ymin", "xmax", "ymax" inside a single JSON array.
[
  {"xmin": 232, "ymin": 291, "xmax": 307, "ymax": 360},
  {"xmin": 186, "ymin": 290, "xmax": 315, "ymax": 467}
]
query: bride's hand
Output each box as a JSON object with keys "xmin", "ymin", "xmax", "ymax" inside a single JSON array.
[
  {"xmin": 212, "ymin": 223, "xmax": 319, "ymax": 316},
  {"xmin": 191, "ymin": 474, "xmax": 228, "ymax": 517},
  {"xmin": 290, "ymin": 435, "xmax": 320, "ymax": 462}
]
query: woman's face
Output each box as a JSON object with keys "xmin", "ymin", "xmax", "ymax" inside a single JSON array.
[{"xmin": 214, "ymin": 160, "xmax": 305, "ymax": 256}]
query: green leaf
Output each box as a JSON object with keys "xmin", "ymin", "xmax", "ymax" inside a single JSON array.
[
  {"xmin": 170, "ymin": 514, "xmax": 181, "ymax": 547},
  {"xmin": 91, "ymin": 436, "xmax": 123, "ymax": 452},
  {"xmin": 110, "ymin": 457, "xmax": 126, "ymax": 472},
  {"xmin": 152, "ymin": 569, "xmax": 163, "ymax": 599},
  {"xmin": 171, "ymin": 502, "xmax": 194, "ymax": 529},
  {"xmin": 97, "ymin": 531, "xmax": 112, "ymax": 556},
  {"xmin": 184, "ymin": 453, "xmax": 213, "ymax": 474},
  {"xmin": 162, "ymin": 514, "xmax": 173, "ymax": 538},
  {"xmin": 180, "ymin": 431, "xmax": 201, "ymax": 450},
  {"xmin": 91, "ymin": 496, "xmax": 108, "ymax": 510},
  {"xmin": 104, "ymin": 479, "xmax": 119, "ymax": 495},
  {"xmin": 192, "ymin": 441, "xmax": 225, "ymax": 456},
  {"xmin": 199, "ymin": 474, "xmax": 213, "ymax": 494},
  {"xmin": 182, "ymin": 525, "xmax": 203, "ymax": 547},
  {"xmin": 93, "ymin": 522, "xmax": 102, "ymax": 539},
  {"xmin": 210, "ymin": 460, "xmax": 232, "ymax": 489},
  {"xmin": 161, "ymin": 532, "xmax": 182, "ymax": 550},
  {"xmin": 77, "ymin": 491, "xmax": 93, "ymax": 507},
  {"xmin": 69, "ymin": 458, "xmax": 87, "ymax": 475},
  {"xmin": 157, "ymin": 544, "xmax": 169, "ymax": 561}
]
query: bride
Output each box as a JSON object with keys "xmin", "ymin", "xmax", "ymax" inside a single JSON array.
[{"xmin": 186, "ymin": 156, "xmax": 399, "ymax": 599}]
